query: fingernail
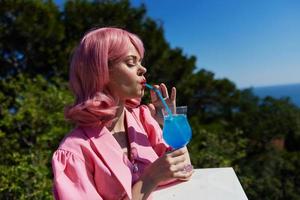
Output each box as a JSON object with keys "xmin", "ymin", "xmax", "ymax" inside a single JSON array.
[{"xmin": 183, "ymin": 164, "xmax": 193, "ymax": 173}]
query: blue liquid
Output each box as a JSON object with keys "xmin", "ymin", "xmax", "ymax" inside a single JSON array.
[{"xmin": 163, "ymin": 115, "xmax": 192, "ymax": 149}]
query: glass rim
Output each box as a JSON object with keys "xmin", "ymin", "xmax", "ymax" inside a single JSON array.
[{"xmin": 162, "ymin": 105, "xmax": 188, "ymax": 116}]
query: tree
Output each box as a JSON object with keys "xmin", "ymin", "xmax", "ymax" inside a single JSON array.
[
  {"xmin": 0, "ymin": 74, "xmax": 72, "ymax": 199},
  {"xmin": 0, "ymin": 0, "xmax": 66, "ymax": 78}
]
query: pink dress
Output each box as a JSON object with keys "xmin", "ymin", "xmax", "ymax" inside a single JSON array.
[{"xmin": 52, "ymin": 105, "xmax": 173, "ymax": 200}]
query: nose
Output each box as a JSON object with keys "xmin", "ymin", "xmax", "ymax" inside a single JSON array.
[{"xmin": 138, "ymin": 65, "xmax": 147, "ymax": 76}]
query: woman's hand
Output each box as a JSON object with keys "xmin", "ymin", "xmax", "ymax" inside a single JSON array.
[
  {"xmin": 147, "ymin": 83, "xmax": 176, "ymax": 125},
  {"xmin": 141, "ymin": 147, "xmax": 193, "ymax": 185},
  {"xmin": 177, "ymin": 146, "xmax": 193, "ymax": 181},
  {"xmin": 131, "ymin": 147, "xmax": 193, "ymax": 199}
]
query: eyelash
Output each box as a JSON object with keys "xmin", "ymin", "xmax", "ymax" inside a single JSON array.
[
  {"xmin": 126, "ymin": 60, "xmax": 138, "ymax": 67},
  {"xmin": 127, "ymin": 62, "xmax": 136, "ymax": 67},
  {"xmin": 125, "ymin": 58, "xmax": 143, "ymax": 67}
]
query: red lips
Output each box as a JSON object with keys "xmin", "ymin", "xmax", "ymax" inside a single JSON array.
[
  {"xmin": 140, "ymin": 79, "xmax": 146, "ymax": 89},
  {"xmin": 140, "ymin": 79, "xmax": 147, "ymax": 85}
]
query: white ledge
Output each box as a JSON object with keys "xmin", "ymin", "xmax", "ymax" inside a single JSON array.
[{"xmin": 153, "ymin": 167, "xmax": 248, "ymax": 200}]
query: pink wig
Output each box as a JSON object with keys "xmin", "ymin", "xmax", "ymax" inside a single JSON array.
[{"xmin": 65, "ymin": 27, "xmax": 145, "ymax": 127}]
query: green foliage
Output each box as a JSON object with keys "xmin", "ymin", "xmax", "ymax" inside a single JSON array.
[
  {"xmin": 0, "ymin": 0, "xmax": 66, "ymax": 78},
  {"xmin": 188, "ymin": 116, "xmax": 247, "ymax": 168},
  {"xmin": 238, "ymin": 150, "xmax": 300, "ymax": 200},
  {"xmin": 1, "ymin": 0, "xmax": 300, "ymax": 199},
  {"xmin": 235, "ymin": 96, "xmax": 300, "ymax": 152},
  {"xmin": 0, "ymin": 75, "xmax": 72, "ymax": 199},
  {"xmin": 177, "ymin": 69, "xmax": 241, "ymax": 120}
]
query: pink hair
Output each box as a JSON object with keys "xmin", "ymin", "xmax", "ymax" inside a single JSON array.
[{"xmin": 65, "ymin": 27, "xmax": 145, "ymax": 127}]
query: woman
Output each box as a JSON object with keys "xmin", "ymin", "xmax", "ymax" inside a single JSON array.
[{"xmin": 52, "ymin": 27, "xmax": 193, "ymax": 200}]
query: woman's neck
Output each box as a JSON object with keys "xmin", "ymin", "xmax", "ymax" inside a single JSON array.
[{"xmin": 108, "ymin": 102, "xmax": 126, "ymax": 133}]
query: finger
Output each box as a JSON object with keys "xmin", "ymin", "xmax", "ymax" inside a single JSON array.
[
  {"xmin": 169, "ymin": 154, "xmax": 186, "ymax": 165},
  {"xmin": 183, "ymin": 164, "xmax": 194, "ymax": 173},
  {"xmin": 147, "ymin": 103, "xmax": 156, "ymax": 117},
  {"xmin": 170, "ymin": 87, "xmax": 176, "ymax": 102},
  {"xmin": 150, "ymin": 84, "xmax": 160, "ymax": 103},
  {"xmin": 160, "ymin": 83, "xmax": 169, "ymax": 98},
  {"xmin": 168, "ymin": 148, "xmax": 187, "ymax": 157},
  {"xmin": 169, "ymin": 161, "xmax": 186, "ymax": 172},
  {"xmin": 150, "ymin": 89, "xmax": 157, "ymax": 102},
  {"xmin": 173, "ymin": 169, "xmax": 194, "ymax": 179},
  {"xmin": 153, "ymin": 84, "xmax": 160, "ymax": 90},
  {"xmin": 178, "ymin": 171, "xmax": 194, "ymax": 181}
]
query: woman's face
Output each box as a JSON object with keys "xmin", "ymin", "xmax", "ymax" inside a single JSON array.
[{"xmin": 107, "ymin": 43, "xmax": 147, "ymax": 101}]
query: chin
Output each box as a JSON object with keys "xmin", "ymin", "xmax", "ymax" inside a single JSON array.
[
  {"xmin": 132, "ymin": 89, "xmax": 144, "ymax": 98},
  {"xmin": 139, "ymin": 90, "xmax": 145, "ymax": 97},
  {"xmin": 126, "ymin": 92, "xmax": 144, "ymax": 100}
]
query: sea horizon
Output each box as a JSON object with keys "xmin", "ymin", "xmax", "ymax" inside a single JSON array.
[{"xmin": 251, "ymin": 82, "xmax": 300, "ymax": 107}]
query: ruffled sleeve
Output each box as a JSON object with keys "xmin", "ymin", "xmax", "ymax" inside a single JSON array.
[
  {"xmin": 138, "ymin": 105, "xmax": 172, "ymax": 156},
  {"xmin": 52, "ymin": 150, "xmax": 103, "ymax": 200}
]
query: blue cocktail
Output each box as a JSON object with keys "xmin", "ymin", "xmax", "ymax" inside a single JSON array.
[
  {"xmin": 145, "ymin": 84, "xmax": 192, "ymax": 149},
  {"xmin": 162, "ymin": 107, "xmax": 192, "ymax": 149}
]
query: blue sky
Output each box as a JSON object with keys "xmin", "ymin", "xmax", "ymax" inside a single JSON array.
[
  {"xmin": 131, "ymin": 0, "xmax": 300, "ymax": 88},
  {"xmin": 55, "ymin": 0, "xmax": 300, "ymax": 88}
]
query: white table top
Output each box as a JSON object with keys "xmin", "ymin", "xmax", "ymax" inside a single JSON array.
[{"xmin": 153, "ymin": 167, "xmax": 248, "ymax": 200}]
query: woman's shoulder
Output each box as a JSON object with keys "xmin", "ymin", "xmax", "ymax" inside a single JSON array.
[
  {"xmin": 59, "ymin": 127, "xmax": 88, "ymax": 145},
  {"xmin": 55, "ymin": 127, "xmax": 91, "ymax": 159}
]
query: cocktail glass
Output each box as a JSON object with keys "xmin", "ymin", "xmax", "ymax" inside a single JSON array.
[
  {"xmin": 145, "ymin": 83, "xmax": 192, "ymax": 149},
  {"xmin": 162, "ymin": 106, "xmax": 192, "ymax": 149}
]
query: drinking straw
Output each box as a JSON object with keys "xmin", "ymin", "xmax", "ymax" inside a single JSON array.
[{"xmin": 145, "ymin": 83, "xmax": 173, "ymax": 117}]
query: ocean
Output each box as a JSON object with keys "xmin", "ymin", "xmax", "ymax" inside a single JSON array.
[{"xmin": 252, "ymin": 83, "xmax": 300, "ymax": 107}]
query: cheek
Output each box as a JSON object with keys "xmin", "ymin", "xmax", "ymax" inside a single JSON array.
[
  {"xmin": 113, "ymin": 68, "xmax": 135, "ymax": 84},
  {"xmin": 109, "ymin": 67, "xmax": 141, "ymax": 98},
  {"xmin": 110, "ymin": 76, "xmax": 137, "ymax": 96},
  {"xmin": 116, "ymin": 72, "xmax": 137, "ymax": 89}
]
